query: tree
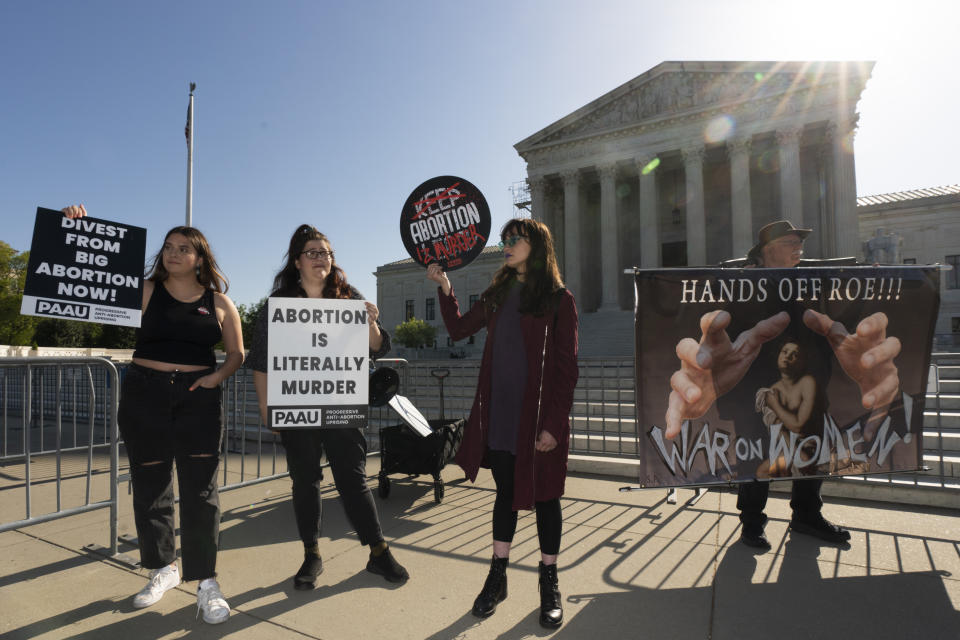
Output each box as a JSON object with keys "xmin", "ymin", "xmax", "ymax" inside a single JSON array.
[
  {"xmin": 33, "ymin": 318, "xmax": 102, "ymax": 347},
  {"xmin": 237, "ymin": 297, "xmax": 267, "ymax": 350},
  {"xmin": 0, "ymin": 242, "xmax": 37, "ymax": 345},
  {"xmin": 394, "ymin": 317, "xmax": 437, "ymax": 351},
  {"xmin": 96, "ymin": 323, "xmax": 138, "ymax": 349}
]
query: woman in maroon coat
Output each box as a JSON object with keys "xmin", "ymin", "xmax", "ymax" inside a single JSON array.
[{"xmin": 426, "ymin": 218, "xmax": 578, "ymax": 629}]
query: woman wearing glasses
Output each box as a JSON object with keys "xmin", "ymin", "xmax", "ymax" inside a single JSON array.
[
  {"xmin": 61, "ymin": 205, "xmax": 243, "ymax": 624},
  {"xmin": 248, "ymin": 225, "xmax": 408, "ymax": 590},
  {"xmin": 425, "ymin": 218, "xmax": 578, "ymax": 628}
]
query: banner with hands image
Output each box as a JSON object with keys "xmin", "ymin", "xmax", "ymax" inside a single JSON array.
[
  {"xmin": 267, "ymin": 298, "xmax": 370, "ymax": 430},
  {"xmin": 634, "ymin": 265, "xmax": 938, "ymax": 488},
  {"xmin": 21, "ymin": 207, "xmax": 147, "ymax": 327}
]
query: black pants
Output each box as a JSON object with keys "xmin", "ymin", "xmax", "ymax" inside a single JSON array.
[
  {"xmin": 488, "ymin": 449, "xmax": 562, "ymax": 555},
  {"xmin": 118, "ymin": 364, "xmax": 223, "ymax": 581},
  {"xmin": 737, "ymin": 478, "xmax": 824, "ymax": 531},
  {"xmin": 280, "ymin": 428, "xmax": 384, "ymax": 548}
]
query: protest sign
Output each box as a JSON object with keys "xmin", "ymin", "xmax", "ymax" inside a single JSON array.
[
  {"xmin": 266, "ymin": 297, "xmax": 369, "ymax": 429},
  {"xmin": 400, "ymin": 175, "xmax": 491, "ymax": 271},
  {"xmin": 633, "ymin": 265, "xmax": 939, "ymax": 488},
  {"xmin": 21, "ymin": 207, "xmax": 147, "ymax": 327}
]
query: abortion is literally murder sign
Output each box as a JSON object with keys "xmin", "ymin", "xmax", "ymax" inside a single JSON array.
[
  {"xmin": 266, "ymin": 298, "xmax": 370, "ymax": 429},
  {"xmin": 21, "ymin": 207, "xmax": 147, "ymax": 327},
  {"xmin": 400, "ymin": 175, "xmax": 491, "ymax": 271},
  {"xmin": 634, "ymin": 265, "xmax": 939, "ymax": 488}
]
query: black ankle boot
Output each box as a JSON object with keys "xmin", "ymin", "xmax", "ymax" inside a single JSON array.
[
  {"xmin": 538, "ymin": 562, "xmax": 563, "ymax": 628},
  {"xmin": 471, "ymin": 556, "xmax": 508, "ymax": 618}
]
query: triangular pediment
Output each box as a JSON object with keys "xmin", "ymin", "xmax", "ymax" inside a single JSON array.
[{"xmin": 515, "ymin": 61, "xmax": 873, "ymax": 153}]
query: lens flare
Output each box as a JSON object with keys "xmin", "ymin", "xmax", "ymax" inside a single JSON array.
[
  {"xmin": 704, "ymin": 115, "xmax": 735, "ymax": 143},
  {"xmin": 840, "ymin": 130, "xmax": 856, "ymax": 154},
  {"xmin": 641, "ymin": 157, "xmax": 660, "ymax": 175},
  {"xmin": 754, "ymin": 72, "xmax": 764, "ymax": 81}
]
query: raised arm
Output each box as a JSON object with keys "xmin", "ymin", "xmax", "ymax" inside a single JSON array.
[{"xmin": 427, "ymin": 263, "xmax": 489, "ymax": 340}]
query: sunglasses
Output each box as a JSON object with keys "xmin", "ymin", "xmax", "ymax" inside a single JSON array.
[{"xmin": 498, "ymin": 235, "xmax": 526, "ymax": 249}]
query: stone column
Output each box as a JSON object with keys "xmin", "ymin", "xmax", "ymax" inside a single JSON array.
[
  {"xmin": 828, "ymin": 119, "xmax": 860, "ymax": 257},
  {"xmin": 815, "ymin": 142, "xmax": 834, "ymax": 257},
  {"xmin": 597, "ymin": 162, "xmax": 619, "ymax": 309},
  {"xmin": 777, "ymin": 127, "xmax": 803, "ymax": 223},
  {"xmin": 681, "ymin": 145, "xmax": 706, "ymax": 265},
  {"xmin": 561, "ymin": 168, "xmax": 582, "ymax": 300},
  {"xmin": 637, "ymin": 155, "xmax": 659, "ymax": 267},
  {"xmin": 727, "ymin": 137, "xmax": 753, "ymax": 258},
  {"xmin": 528, "ymin": 175, "xmax": 547, "ymax": 223}
]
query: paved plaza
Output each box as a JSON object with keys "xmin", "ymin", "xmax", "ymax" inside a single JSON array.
[{"xmin": 1, "ymin": 459, "xmax": 959, "ymax": 639}]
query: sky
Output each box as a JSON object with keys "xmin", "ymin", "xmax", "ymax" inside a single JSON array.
[{"xmin": 1, "ymin": 0, "xmax": 957, "ymax": 310}]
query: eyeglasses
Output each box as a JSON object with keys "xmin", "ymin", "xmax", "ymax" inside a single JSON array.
[
  {"xmin": 162, "ymin": 244, "xmax": 195, "ymax": 256},
  {"xmin": 498, "ymin": 235, "xmax": 526, "ymax": 249},
  {"xmin": 300, "ymin": 249, "xmax": 334, "ymax": 260}
]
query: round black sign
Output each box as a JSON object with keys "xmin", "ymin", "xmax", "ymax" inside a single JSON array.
[{"xmin": 399, "ymin": 175, "xmax": 491, "ymax": 271}]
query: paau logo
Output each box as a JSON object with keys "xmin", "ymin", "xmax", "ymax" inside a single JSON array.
[{"xmin": 36, "ymin": 298, "xmax": 90, "ymax": 319}]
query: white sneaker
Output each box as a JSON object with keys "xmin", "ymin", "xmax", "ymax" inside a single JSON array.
[
  {"xmin": 132, "ymin": 564, "xmax": 181, "ymax": 608},
  {"xmin": 197, "ymin": 579, "xmax": 230, "ymax": 624}
]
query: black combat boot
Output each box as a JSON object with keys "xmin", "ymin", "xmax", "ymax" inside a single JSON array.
[
  {"xmin": 538, "ymin": 561, "xmax": 562, "ymax": 628},
  {"xmin": 471, "ymin": 556, "xmax": 508, "ymax": 618}
]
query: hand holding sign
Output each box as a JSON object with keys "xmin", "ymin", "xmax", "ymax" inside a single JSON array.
[
  {"xmin": 425, "ymin": 263, "xmax": 452, "ymax": 296},
  {"xmin": 63, "ymin": 204, "xmax": 88, "ymax": 219}
]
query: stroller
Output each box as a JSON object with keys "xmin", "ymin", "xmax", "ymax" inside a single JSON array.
[{"xmin": 377, "ymin": 368, "xmax": 464, "ymax": 504}]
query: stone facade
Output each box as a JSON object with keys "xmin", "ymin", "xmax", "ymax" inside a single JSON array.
[
  {"xmin": 857, "ymin": 185, "xmax": 960, "ymax": 349},
  {"xmin": 514, "ymin": 61, "xmax": 872, "ymax": 312}
]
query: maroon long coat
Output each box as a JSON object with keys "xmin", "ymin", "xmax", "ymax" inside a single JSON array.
[{"xmin": 437, "ymin": 285, "xmax": 579, "ymax": 510}]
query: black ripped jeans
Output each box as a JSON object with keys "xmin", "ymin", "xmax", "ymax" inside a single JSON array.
[{"xmin": 118, "ymin": 364, "xmax": 224, "ymax": 581}]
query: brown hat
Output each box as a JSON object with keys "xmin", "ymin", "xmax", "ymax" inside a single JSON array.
[{"xmin": 747, "ymin": 220, "xmax": 811, "ymax": 263}]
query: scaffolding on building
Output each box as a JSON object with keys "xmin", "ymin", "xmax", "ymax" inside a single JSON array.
[{"xmin": 509, "ymin": 181, "xmax": 531, "ymax": 217}]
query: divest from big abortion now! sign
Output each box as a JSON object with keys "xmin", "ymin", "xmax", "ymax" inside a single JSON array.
[
  {"xmin": 21, "ymin": 207, "xmax": 147, "ymax": 327},
  {"xmin": 266, "ymin": 298, "xmax": 369, "ymax": 429}
]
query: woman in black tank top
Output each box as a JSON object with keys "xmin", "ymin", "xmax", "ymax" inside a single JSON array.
[{"xmin": 61, "ymin": 205, "xmax": 244, "ymax": 625}]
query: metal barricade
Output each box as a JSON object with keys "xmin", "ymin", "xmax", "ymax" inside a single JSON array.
[
  {"xmin": 217, "ymin": 365, "xmax": 290, "ymax": 492},
  {"xmin": 0, "ymin": 357, "xmax": 120, "ymax": 555}
]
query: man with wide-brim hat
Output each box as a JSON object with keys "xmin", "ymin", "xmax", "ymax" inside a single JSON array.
[
  {"xmin": 667, "ymin": 219, "xmax": 894, "ymax": 552},
  {"xmin": 746, "ymin": 220, "xmax": 811, "ymax": 266}
]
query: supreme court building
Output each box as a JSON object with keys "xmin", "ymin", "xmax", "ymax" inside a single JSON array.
[{"xmin": 515, "ymin": 60, "xmax": 871, "ymax": 313}]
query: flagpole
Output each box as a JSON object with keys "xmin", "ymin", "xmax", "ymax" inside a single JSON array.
[{"xmin": 186, "ymin": 82, "xmax": 196, "ymax": 227}]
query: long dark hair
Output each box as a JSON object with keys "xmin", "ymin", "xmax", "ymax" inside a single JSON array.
[
  {"xmin": 482, "ymin": 218, "xmax": 564, "ymax": 315},
  {"xmin": 146, "ymin": 226, "xmax": 228, "ymax": 293},
  {"xmin": 271, "ymin": 224, "xmax": 351, "ymax": 299}
]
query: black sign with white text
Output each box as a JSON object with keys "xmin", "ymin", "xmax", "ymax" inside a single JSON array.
[
  {"xmin": 21, "ymin": 207, "xmax": 147, "ymax": 327},
  {"xmin": 400, "ymin": 175, "xmax": 490, "ymax": 271}
]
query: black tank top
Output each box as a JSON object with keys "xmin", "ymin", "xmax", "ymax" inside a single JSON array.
[{"xmin": 132, "ymin": 282, "xmax": 222, "ymax": 367}]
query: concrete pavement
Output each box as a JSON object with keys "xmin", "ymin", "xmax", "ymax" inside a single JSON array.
[{"xmin": 1, "ymin": 460, "xmax": 959, "ymax": 639}]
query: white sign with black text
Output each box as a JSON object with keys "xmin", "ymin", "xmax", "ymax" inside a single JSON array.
[{"xmin": 266, "ymin": 297, "xmax": 369, "ymax": 429}]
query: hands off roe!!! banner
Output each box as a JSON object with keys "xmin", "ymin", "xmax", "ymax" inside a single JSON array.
[
  {"xmin": 267, "ymin": 298, "xmax": 369, "ymax": 430},
  {"xmin": 634, "ymin": 265, "xmax": 939, "ymax": 488}
]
